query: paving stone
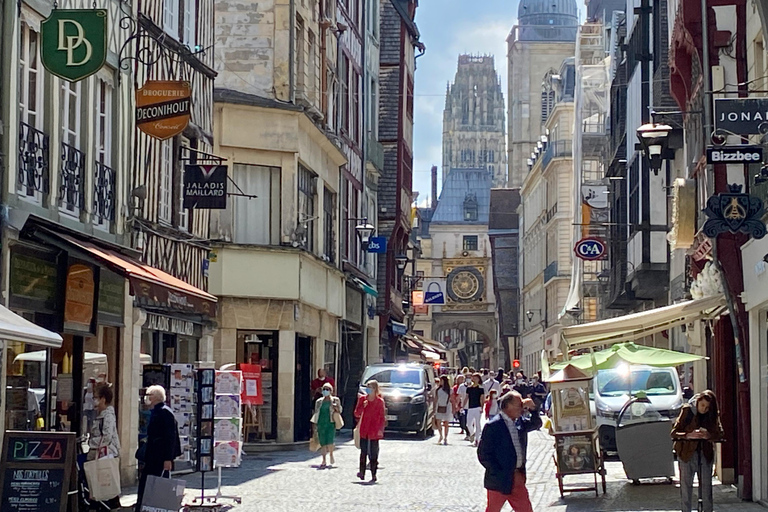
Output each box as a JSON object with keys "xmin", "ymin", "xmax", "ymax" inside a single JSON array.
[{"xmin": 121, "ymin": 424, "xmax": 766, "ymax": 511}]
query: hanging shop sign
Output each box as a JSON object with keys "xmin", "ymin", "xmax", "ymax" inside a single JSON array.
[
  {"xmin": 423, "ymin": 281, "xmax": 446, "ymax": 305},
  {"xmin": 136, "ymin": 81, "xmax": 191, "ymax": 140},
  {"xmin": 40, "ymin": 9, "xmax": 107, "ymax": 82},
  {"xmin": 574, "ymin": 237, "xmax": 607, "ymax": 261},
  {"xmin": 63, "ymin": 263, "xmax": 96, "ymax": 334},
  {"xmin": 702, "ymin": 184, "xmax": 767, "ymax": 239},
  {"xmin": 412, "ymin": 291, "xmax": 424, "ymax": 306},
  {"xmin": 706, "ymin": 146, "xmax": 763, "ymax": 164},
  {"xmin": 183, "ymin": 165, "xmax": 228, "ymax": 209},
  {"xmin": 714, "ymin": 98, "xmax": 768, "ymax": 134},
  {"xmin": 367, "ymin": 237, "xmax": 387, "ymax": 254}
]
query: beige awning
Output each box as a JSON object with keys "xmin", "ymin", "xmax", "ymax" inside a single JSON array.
[
  {"xmin": 0, "ymin": 304, "xmax": 62, "ymax": 348},
  {"xmin": 561, "ymin": 295, "xmax": 727, "ymax": 349}
]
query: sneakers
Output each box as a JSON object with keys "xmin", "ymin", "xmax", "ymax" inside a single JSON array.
[{"xmin": 357, "ymin": 472, "xmax": 365, "ymax": 480}]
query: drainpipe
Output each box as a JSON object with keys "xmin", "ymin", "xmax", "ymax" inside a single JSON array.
[{"xmin": 289, "ymin": 0, "xmax": 296, "ymax": 103}]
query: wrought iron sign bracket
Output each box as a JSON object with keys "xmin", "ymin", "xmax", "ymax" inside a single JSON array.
[{"xmin": 179, "ymin": 147, "xmax": 258, "ymax": 200}]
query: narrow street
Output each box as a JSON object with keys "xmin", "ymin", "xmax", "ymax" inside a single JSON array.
[{"xmin": 149, "ymin": 427, "xmax": 764, "ymax": 512}]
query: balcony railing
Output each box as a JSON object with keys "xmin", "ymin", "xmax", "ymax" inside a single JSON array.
[
  {"xmin": 59, "ymin": 142, "xmax": 86, "ymax": 214},
  {"xmin": 544, "ymin": 261, "xmax": 558, "ymax": 283},
  {"xmin": 368, "ymin": 137, "xmax": 384, "ymax": 172},
  {"xmin": 94, "ymin": 161, "xmax": 116, "ymax": 226},
  {"xmin": 545, "ymin": 203, "xmax": 558, "ymax": 223},
  {"xmin": 540, "ymin": 140, "xmax": 572, "ymax": 170},
  {"xmin": 18, "ymin": 122, "xmax": 50, "ymax": 199}
]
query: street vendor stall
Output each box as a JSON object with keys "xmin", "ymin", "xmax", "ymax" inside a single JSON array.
[{"xmin": 547, "ymin": 364, "xmax": 606, "ymax": 497}]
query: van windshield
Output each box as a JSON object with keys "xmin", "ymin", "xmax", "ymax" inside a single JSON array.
[
  {"xmin": 597, "ymin": 369, "xmax": 677, "ymax": 397},
  {"xmin": 361, "ymin": 367, "xmax": 423, "ymax": 389}
]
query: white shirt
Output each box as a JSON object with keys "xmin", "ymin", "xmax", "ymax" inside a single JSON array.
[
  {"xmin": 500, "ymin": 411, "xmax": 524, "ymax": 469},
  {"xmin": 457, "ymin": 383, "xmax": 467, "ymax": 408},
  {"xmin": 483, "ymin": 379, "xmax": 501, "ymax": 395}
]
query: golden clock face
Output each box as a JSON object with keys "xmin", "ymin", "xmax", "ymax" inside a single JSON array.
[{"xmin": 451, "ymin": 271, "xmax": 480, "ymax": 300}]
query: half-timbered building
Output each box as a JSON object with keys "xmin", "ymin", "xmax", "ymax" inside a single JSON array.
[{"xmin": 0, "ymin": 0, "xmax": 217, "ymax": 483}]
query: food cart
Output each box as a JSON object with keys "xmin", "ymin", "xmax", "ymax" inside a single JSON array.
[{"xmin": 547, "ymin": 364, "xmax": 606, "ymax": 497}]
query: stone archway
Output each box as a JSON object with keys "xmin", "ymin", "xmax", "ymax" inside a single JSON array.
[{"xmin": 432, "ymin": 312, "xmax": 499, "ymax": 368}]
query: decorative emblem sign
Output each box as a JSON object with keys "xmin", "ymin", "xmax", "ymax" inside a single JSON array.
[
  {"xmin": 574, "ymin": 237, "xmax": 607, "ymax": 261},
  {"xmin": 183, "ymin": 165, "xmax": 228, "ymax": 209},
  {"xmin": 136, "ymin": 81, "xmax": 192, "ymax": 140},
  {"xmin": 41, "ymin": 9, "xmax": 107, "ymax": 82},
  {"xmin": 702, "ymin": 184, "xmax": 767, "ymax": 239}
]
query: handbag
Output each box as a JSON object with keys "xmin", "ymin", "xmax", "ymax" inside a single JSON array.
[
  {"xmin": 139, "ymin": 472, "xmax": 185, "ymax": 512},
  {"xmin": 309, "ymin": 431, "xmax": 320, "ymax": 452},
  {"xmin": 437, "ymin": 405, "xmax": 447, "ymax": 414},
  {"xmin": 83, "ymin": 457, "xmax": 121, "ymax": 501},
  {"xmin": 333, "ymin": 410, "xmax": 344, "ymax": 430},
  {"xmin": 354, "ymin": 406, "xmax": 364, "ymax": 449}
]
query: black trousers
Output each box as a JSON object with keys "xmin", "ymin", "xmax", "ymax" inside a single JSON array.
[
  {"xmin": 359, "ymin": 438, "xmax": 380, "ymax": 478},
  {"xmin": 458, "ymin": 409, "xmax": 468, "ymax": 434}
]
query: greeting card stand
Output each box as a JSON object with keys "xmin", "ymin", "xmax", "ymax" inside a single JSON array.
[{"xmin": 547, "ymin": 364, "xmax": 606, "ymax": 497}]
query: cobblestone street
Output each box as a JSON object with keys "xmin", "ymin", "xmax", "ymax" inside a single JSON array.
[{"xmin": 143, "ymin": 426, "xmax": 768, "ymax": 512}]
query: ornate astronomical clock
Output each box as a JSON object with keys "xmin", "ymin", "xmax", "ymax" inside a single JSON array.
[{"xmin": 446, "ymin": 265, "xmax": 485, "ymax": 304}]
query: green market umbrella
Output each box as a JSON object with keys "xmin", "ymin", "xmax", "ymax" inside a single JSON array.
[{"xmin": 549, "ymin": 341, "xmax": 706, "ymax": 373}]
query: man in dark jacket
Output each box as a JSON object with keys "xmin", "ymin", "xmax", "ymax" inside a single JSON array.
[
  {"xmin": 136, "ymin": 385, "xmax": 182, "ymax": 511},
  {"xmin": 477, "ymin": 391, "xmax": 541, "ymax": 512}
]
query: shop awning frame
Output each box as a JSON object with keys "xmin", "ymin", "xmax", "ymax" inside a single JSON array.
[
  {"xmin": 32, "ymin": 228, "xmax": 217, "ymax": 317},
  {"xmin": 561, "ymin": 295, "xmax": 727, "ymax": 350},
  {"xmin": 0, "ymin": 304, "xmax": 62, "ymax": 348}
]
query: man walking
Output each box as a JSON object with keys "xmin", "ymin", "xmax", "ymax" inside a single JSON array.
[{"xmin": 477, "ymin": 391, "xmax": 541, "ymax": 512}]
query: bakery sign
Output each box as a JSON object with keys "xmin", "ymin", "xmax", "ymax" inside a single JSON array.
[
  {"xmin": 183, "ymin": 164, "xmax": 228, "ymax": 209},
  {"xmin": 136, "ymin": 80, "xmax": 191, "ymax": 140},
  {"xmin": 715, "ymin": 98, "xmax": 768, "ymax": 135}
]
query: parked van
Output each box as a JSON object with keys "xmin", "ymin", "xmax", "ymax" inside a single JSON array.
[
  {"xmin": 593, "ymin": 365, "xmax": 683, "ymax": 452},
  {"xmin": 358, "ymin": 363, "xmax": 436, "ymax": 438}
]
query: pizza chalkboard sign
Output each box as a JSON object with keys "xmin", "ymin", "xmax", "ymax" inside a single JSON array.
[{"xmin": 0, "ymin": 431, "xmax": 75, "ymax": 512}]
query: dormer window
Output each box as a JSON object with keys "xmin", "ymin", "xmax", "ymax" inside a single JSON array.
[{"xmin": 464, "ymin": 193, "xmax": 478, "ymax": 221}]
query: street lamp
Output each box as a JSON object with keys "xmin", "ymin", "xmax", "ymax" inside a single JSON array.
[
  {"xmin": 395, "ymin": 254, "xmax": 410, "ymax": 271},
  {"xmin": 354, "ymin": 221, "xmax": 375, "ymax": 251},
  {"xmin": 525, "ymin": 309, "xmax": 541, "ymax": 323},
  {"xmin": 636, "ymin": 123, "xmax": 673, "ymax": 175}
]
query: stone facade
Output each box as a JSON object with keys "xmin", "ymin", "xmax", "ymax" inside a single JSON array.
[{"xmin": 442, "ymin": 55, "xmax": 507, "ymax": 187}]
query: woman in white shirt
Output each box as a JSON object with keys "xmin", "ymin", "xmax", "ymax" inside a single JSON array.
[{"xmin": 434, "ymin": 375, "xmax": 453, "ymax": 445}]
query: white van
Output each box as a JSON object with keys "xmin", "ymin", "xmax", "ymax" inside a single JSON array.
[{"xmin": 593, "ymin": 365, "xmax": 683, "ymax": 452}]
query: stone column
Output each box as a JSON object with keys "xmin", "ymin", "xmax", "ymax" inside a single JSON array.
[
  {"xmin": 277, "ymin": 329, "xmax": 295, "ymax": 443},
  {"xmin": 119, "ymin": 303, "xmax": 145, "ymax": 486}
]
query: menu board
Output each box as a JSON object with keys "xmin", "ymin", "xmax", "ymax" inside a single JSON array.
[{"xmin": 0, "ymin": 431, "xmax": 75, "ymax": 512}]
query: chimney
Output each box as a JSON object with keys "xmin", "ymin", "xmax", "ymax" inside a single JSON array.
[{"xmin": 431, "ymin": 165, "xmax": 438, "ymax": 209}]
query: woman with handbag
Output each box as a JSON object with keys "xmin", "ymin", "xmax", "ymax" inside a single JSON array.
[
  {"xmin": 435, "ymin": 375, "xmax": 452, "ymax": 445},
  {"xmin": 310, "ymin": 382, "xmax": 343, "ymax": 468},
  {"xmin": 86, "ymin": 383, "xmax": 121, "ymax": 509},
  {"xmin": 354, "ymin": 380, "xmax": 385, "ymax": 483}
]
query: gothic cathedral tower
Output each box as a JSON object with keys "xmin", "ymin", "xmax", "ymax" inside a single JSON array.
[
  {"xmin": 442, "ymin": 55, "xmax": 507, "ymax": 187},
  {"xmin": 507, "ymin": 0, "xmax": 578, "ymax": 189}
]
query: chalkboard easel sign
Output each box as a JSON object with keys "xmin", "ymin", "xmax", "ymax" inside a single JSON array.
[{"xmin": 0, "ymin": 431, "xmax": 76, "ymax": 512}]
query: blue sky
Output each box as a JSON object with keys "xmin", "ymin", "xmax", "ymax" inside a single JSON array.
[{"xmin": 411, "ymin": 0, "xmax": 519, "ymax": 205}]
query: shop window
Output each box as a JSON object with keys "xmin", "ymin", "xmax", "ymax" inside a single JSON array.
[{"xmin": 324, "ymin": 340, "xmax": 337, "ymax": 382}]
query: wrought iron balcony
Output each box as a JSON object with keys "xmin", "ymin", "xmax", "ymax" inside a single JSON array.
[
  {"xmin": 540, "ymin": 140, "xmax": 572, "ymax": 170},
  {"xmin": 94, "ymin": 161, "xmax": 116, "ymax": 226},
  {"xmin": 59, "ymin": 142, "xmax": 86, "ymax": 214},
  {"xmin": 18, "ymin": 122, "xmax": 50, "ymax": 199}
]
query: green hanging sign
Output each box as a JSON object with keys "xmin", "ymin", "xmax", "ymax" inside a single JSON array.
[{"xmin": 40, "ymin": 9, "xmax": 107, "ymax": 82}]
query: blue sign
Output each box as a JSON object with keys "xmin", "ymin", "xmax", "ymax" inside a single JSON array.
[
  {"xmin": 367, "ymin": 237, "xmax": 387, "ymax": 253},
  {"xmin": 424, "ymin": 281, "xmax": 445, "ymax": 305},
  {"xmin": 574, "ymin": 237, "xmax": 606, "ymax": 261},
  {"xmin": 391, "ymin": 321, "xmax": 407, "ymax": 335}
]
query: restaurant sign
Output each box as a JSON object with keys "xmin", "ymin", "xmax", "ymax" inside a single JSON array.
[
  {"xmin": 136, "ymin": 81, "xmax": 191, "ymax": 140},
  {"xmin": 40, "ymin": 9, "xmax": 107, "ymax": 82},
  {"xmin": 703, "ymin": 184, "xmax": 767, "ymax": 239},
  {"xmin": 715, "ymin": 98, "xmax": 768, "ymax": 135},
  {"xmin": 183, "ymin": 165, "xmax": 228, "ymax": 209},
  {"xmin": 64, "ymin": 263, "xmax": 96, "ymax": 334}
]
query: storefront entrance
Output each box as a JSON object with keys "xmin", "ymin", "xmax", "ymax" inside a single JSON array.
[
  {"xmin": 238, "ymin": 331, "xmax": 278, "ymax": 440},
  {"xmin": 294, "ymin": 335, "xmax": 313, "ymax": 442}
]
